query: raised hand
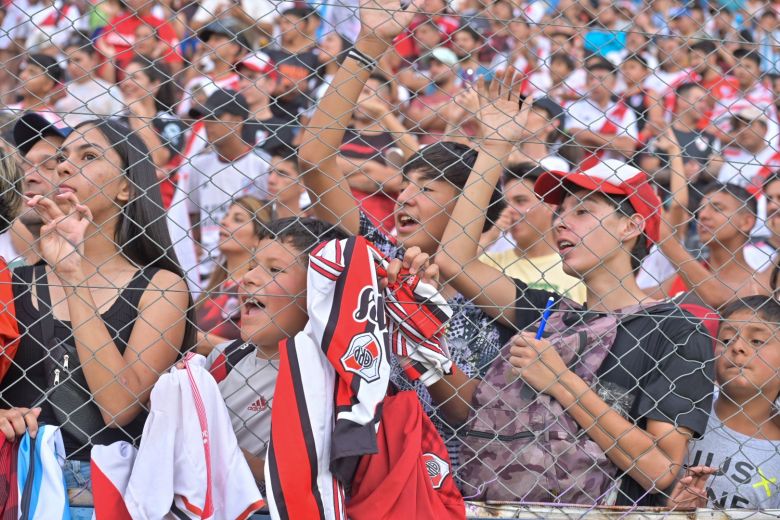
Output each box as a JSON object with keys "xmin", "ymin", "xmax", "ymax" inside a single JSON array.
[
  {"xmin": 654, "ymin": 126, "xmax": 682, "ymax": 154},
  {"xmin": 476, "ymin": 68, "xmax": 531, "ymax": 148},
  {"xmin": 358, "ymin": 0, "xmax": 418, "ymax": 46},
  {"xmin": 381, "ymin": 246, "xmax": 439, "ymax": 290},
  {"xmin": 27, "ymin": 193, "xmax": 93, "ymax": 285},
  {"xmin": 448, "ymin": 88, "xmax": 480, "ymax": 123}
]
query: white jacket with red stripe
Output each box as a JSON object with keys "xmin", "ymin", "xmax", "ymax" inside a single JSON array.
[{"xmin": 91, "ymin": 354, "xmax": 265, "ymax": 520}]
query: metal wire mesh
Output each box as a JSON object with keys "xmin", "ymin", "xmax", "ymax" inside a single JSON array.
[{"xmin": 0, "ymin": 0, "xmax": 779, "ymax": 517}]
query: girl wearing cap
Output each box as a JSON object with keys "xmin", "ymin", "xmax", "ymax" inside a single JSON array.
[
  {"xmin": 420, "ymin": 72, "xmax": 714, "ymax": 506},
  {"xmin": 0, "ymin": 118, "xmax": 194, "ymax": 504}
]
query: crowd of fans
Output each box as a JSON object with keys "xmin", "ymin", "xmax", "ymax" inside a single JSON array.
[{"xmin": 0, "ymin": 0, "xmax": 778, "ymax": 516}]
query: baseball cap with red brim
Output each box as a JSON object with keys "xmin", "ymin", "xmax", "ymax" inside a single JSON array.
[
  {"xmin": 238, "ymin": 51, "xmax": 278, "ymax": 81},
  {"xmin": 533, "ymin": 159, "xmax": 662, "ymax": 244}
]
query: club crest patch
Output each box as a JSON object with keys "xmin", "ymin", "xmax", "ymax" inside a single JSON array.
[
  {"xmin": 340, "ymin": 332, "xmax": 382, "ymax": 382},
  {"xmin": 422, "ymin": 452, "xmax": 450, "ymax": 489}
]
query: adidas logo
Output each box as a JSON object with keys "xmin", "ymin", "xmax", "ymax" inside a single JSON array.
[{"xmin": 247, "ymin": 396, "xmax": 269, "ymax": 412}]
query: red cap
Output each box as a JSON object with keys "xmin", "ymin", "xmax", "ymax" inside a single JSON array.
[
  {"xmin": 238, "ymin": 51, "xmax": 278, "ymax": 80},
  {"xmin": 534, "ymin": 159, "xmax": 662, "ymax": 244}
]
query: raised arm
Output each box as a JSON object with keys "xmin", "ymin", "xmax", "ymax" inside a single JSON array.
[
  {"xmin": 298, "ymin": 0, "xmax": 417, "ymax": 233},
  {"xmin": 656, "ymin": 133, "xmax": 748, "ymax": 308},
  {"xmin": 435, "ymin": 70, "xmax": 530, "ymax": 327}
]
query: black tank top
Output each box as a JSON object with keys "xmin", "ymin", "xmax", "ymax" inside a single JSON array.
[{"xmin": 2, "ymin": 264, "xmax": 160, "ymax": 460}]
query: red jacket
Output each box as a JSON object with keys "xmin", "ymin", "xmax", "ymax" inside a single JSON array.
[{"xmin": 348, "ymin": 391, "xmax": 466, "ymax": 520}]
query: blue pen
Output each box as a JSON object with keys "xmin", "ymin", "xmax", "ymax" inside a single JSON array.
[{"xmin": 535, "ymin": 297, "xmax": 556, "ymax": 340}]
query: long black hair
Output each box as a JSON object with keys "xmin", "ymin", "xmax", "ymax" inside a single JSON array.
[
  {"xmin": 74, "ymin": 117, "xmax": 195, "ymax": 348},
  {"xmin": 129, "ymin": 57, "xmax": 179, "ymax": 114}
]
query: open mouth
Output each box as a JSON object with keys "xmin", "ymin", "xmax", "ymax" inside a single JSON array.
[
  {"xmin": 396, "ymin": 213, "xmax": 419, "ymax": 231},
  {"xmin": 241, "ymin": 296, "xmax": 266, "ymax": 314},
  {"xmin": 557, "ymin": 239, "xmax": 575, "ymax": 254}
]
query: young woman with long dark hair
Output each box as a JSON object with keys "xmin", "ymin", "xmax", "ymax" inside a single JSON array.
[{"xmin": 0, "ymin": 118, "xmax": 194, "ymax": 506}]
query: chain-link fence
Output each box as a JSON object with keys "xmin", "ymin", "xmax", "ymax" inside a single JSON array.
[{"xmin": 0, "ymin": 0, "xmax": 778, "ymax": 517}]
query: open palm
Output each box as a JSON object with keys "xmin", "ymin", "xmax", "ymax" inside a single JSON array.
[
  {"xmin": 477, "ymin": 68, "xmax": 531, "ymax": 145},
  {"xmin": 359, "ymin": 0, "xmax": 417, "ymax": 43}
]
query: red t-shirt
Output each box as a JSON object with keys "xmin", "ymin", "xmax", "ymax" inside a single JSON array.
[{"xmin": 99, "ymin": 13, "xmax": 182, "ymax": 70}]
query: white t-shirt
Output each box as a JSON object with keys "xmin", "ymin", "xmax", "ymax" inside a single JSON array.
[
  {"xmin": 636, "ymin": 242, "xmax": 776, "ymax": 290},
  {"xmin": 0, "ymin": 0, "xmax": 31, "ymax": 50},
  {"xmin": 183, "ymin": 147, "xmax": 271, "ymax": 275},
  {"xmin": 566, "ymin": 97, "xmax": 639, "ymax": 163},
  {"xmin": 686, "ymin": 408, "xmax": 780, "ymax": 509},
  {"xmin": 55, "ymin": 79, "xmax": 124, "ymax": 127},
  {"xmin": 711, "ymin": 83, "xmax": 780, "ymax": 147},
  {"xmin": 177, "ymin": 73, "xmax": 241, "ymax": 118},
  {"xmin": 192, "ymin": 0, "xmax": 293, "ymax": 25},
  {"xmin": 19, "ymin": 1, "xmax": 87, "ymax": 53},
  {"xmin": 644, "ymin": 67, "xmax": 694, "ymax": 97},
  {"xmin": 718, "ymin": 146, "xmax": 780, "ymax": 238}
]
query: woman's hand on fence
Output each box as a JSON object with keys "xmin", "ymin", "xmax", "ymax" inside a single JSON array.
[
  {"xmin": 0, "ymin": 407, "xmax": 40, "ymax": 441},
  {"xmin": 508, "ymin": 332, "xmax": 568, "ymax": 395},
  {"xmin": 27, "ymin": 193, "xmax": 93, "ymax": 286},
  {"xmin": 667, "ymin": 466, "xmax": 717, "ymax": 510}
]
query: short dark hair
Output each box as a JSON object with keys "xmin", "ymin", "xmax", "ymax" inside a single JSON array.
[
  {"xmin": 586, "ymin": 57, "xmax": 616, "ymax": 75},
  {"xmin": 281, "ymin": 6, "xmax": 318, "ymax": 20},
  {"xmin": 259, "ymin": 217, "xmax": 349, "ymax": 257},
  {"xmin": 129, "ymin": 57, "xmax": 178, "ymax": 113},
  {"xmin": 675, "ymin": 81, "xmax": 703, "ymax": 98},
  {"xmin": 503, "ymin": 162, "xmax": 549, "ymax": 185},
  {"xmin": 734, "ymin": 47, "xmax": 761, "ymax": 68},
  {"xmin": 701, "ymin": 181, "xmax": 758, "ymax": 216},
  {"xmin": 272, "ymin": 151, "xmax": 300, "ymax": 170},
  {"xmin": 455, "ymin": 24, "xmax": 483, "ymax": 42},
  {"xmin": 623, "ymin": 53, "xmax": 649, "ymax": 69},
  {"xmin": 366, "ymin": 72, "xmax": 392, "ymax": 95},
  {"xmin": 403, "ymin": 141, "xmax": 505, "ymax": 233},
  {"xmin": 64, "ymin": 32, "xmax": 95, "ymax": 55},
  {"xmin": 549, "ymin": 51, "xmax": 575, "ymax": 71},
  {"xmin": 721, "ymin": 295, "xmax": 780, "ymax": 325},
  {"xmin": 690, "ymin": 40, "xmax": 716, "ymax": 55}
]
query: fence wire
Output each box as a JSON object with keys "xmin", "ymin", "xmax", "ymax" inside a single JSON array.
[{"xmin": 0, "ymin": 0, "xmax": 779, "ymax": 517}]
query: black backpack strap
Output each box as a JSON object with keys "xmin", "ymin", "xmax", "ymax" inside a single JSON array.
[{"xmin": 209, "ymin": 340, "xmax": 255, "ymax": 383}]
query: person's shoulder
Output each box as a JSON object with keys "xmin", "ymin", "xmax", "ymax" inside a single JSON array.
[
  {"xmin": 247, "ymin": 146, "xmax": 272, "ymax": 164},
  {"xmin": 190, "ymin": 148, "xmax": 218, "ymax": 167},
  {"xmin": 144, "ymin": 268, "xmax": 188, "ymax": 294},
  {"xmin": 629, "ymin": 303, "xmax": 714, "ymax": 353},
  {"xmin": 205, "ymin": 339, "xmax": 234, "ymax": 367},
  {"xmin": 154, "ymin": 110, "xmax": 180, "ymax": 122}
]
